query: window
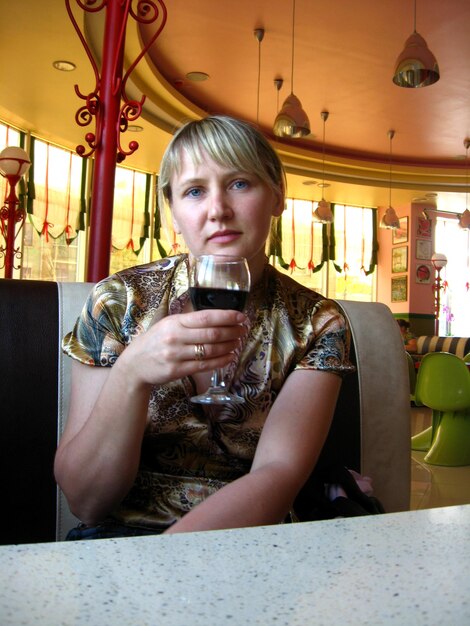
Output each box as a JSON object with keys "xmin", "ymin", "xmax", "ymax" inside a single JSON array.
[
  {"xmin": 21, "ymin": 222, "xmax": 82, "ymax": 282},
  {"xmin": 329, "ymin": 205, "xmax": 376, "ymax": 301},
  {"xmin": 274, "ymin": 199, "xmax": 376, "ymax": 301},
  {"xmin": 0, "ymin": 122, "xmax": 155, "ymax": 281},
  {"xmin": 1, "ymin": 120, "xmax": 378, "ymax": 295},
  {"xmin": 435, "ymin": 216, "xmax": 470, "ymax": 335},
  {"xmin": 109, "ymin": 166, "xmax": 152, "ymax": 274},
  {"xmin": 28, "ymin": 138, "xmax": 85, "ymax": 242}
]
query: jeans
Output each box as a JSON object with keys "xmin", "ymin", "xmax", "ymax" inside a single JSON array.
[{"xmin": 65, "ymin": 521, "xmax": 166, "ymax": 540}]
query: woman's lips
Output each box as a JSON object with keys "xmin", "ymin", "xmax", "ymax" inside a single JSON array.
[{"xmin": 208, "ymin": 230, "xmax": 241, "ymax": 243}]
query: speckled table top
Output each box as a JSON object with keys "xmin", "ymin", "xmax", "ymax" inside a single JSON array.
[{"xmin": 1, "ymin": 505, "xmax": 469, "ymax": 626}]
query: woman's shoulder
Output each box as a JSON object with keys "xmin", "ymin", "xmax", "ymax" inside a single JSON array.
[
  {"xmin": 92, "ymin": 255, "xmax": 187, "ymax": 294},
  {"xmin": 115, "ymin": 254, "xmax": 186, "ymax": 282}
]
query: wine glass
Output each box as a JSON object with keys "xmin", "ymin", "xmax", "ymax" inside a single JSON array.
[{"xmin": 189, "ymin": 254, "xmax": 251, "ymax": 404}]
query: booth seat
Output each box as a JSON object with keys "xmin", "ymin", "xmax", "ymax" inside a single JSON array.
[
  {"xmin": 414, "ymin": 336, "xmax": 470, "ymax": 360},
  {"xmin": 0, "ymin": 279, "xmax": 411, "ymax": 545}
]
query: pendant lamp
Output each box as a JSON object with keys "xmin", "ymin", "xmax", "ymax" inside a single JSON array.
[
  {"xmin": 393, "ymin": 0, "xmax": 440, "ymax": 88},
  {"xmin": 459, "ymin": 138, "xmax": 470, "ymax": 229},
  {"xmin": 273, "ymin": 0, "xmax": 310, "ymax": 138},
  {"xmin": 380, "ymin": 130, "xmax": 400, "ymax": 229},
  {"xmin": 313, "ymin": 111, "xmax": 333, "ymax": 223}
]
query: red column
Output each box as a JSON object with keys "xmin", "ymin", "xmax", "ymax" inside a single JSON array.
[{"xmin": 86, "ymin": 0, "xmax": 127, "ymax": 283}]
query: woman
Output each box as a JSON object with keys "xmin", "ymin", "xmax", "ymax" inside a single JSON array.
[
  {"xmin": 55, "ymin": 115, "xmax": 354, "ymax": 539},
  {"xmin": 397, "ymin": 318, "xmax": 418, "ymax": 353}
]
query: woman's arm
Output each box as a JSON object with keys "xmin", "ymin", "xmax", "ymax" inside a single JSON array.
[
  {"xmin": 54, "ymin": 308, "xmax": 247, "ymax": 525},
  {"xmin": 405, "ymin": 336, "xmax": 417, "ymax": 353},
  {"xmin": 165, "ymin": 368, "xmax": 342, "ymax": 533}
]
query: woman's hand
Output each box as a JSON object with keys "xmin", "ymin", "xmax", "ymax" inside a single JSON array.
[
  {"xmin": 119, "ymin": 309, "xmax": 248, "ymax": 388},
  {"xmin": 55, "ymin": 308, "xmax": 246, "ymax": 525}
]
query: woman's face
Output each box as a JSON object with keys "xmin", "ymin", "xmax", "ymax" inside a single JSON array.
[{"xmin": 169, "ymin": 149, "xmax": 283, "ymax": 283}]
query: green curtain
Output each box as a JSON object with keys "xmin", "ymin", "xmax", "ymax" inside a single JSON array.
[
  {"xmin": 153, "ymin": 176, "xmax": 170, "ymax": 258},
  {"xmin": 133, "ymin": 172, "xmax": 151, "ymax": 256},
  {"xmin": 17, "ymin": 131, "xmax": 28, "ymax": 210},
  {"xmin": 65, "ymin": 156, "xmax": 87, "ymax": 244},
  {"xmin": 268, "ymin": 213, "xmax": 289, "ymax": 269},
  {"xmin": 26, "ymin": 136, "xmax": 36, "ymax": 215},
  {"xmin": 363, "ymin": 208, "xmax": 378, "ymax": 275},
  {"xmin": 310, "ymin": 223, "xmax": 328, "ymax": 273},
  {"xmin": 328, "ymin": 204, "xmax": 343, "ymax": 273}
]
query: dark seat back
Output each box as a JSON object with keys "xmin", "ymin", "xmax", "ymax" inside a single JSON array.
[{"xmin": 0, "ymin": 280, "xmax": 59, "ymax": 544}]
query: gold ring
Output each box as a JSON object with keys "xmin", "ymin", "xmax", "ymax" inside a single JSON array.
[{"xmin": 194, "ymin": 343, "xmax": 206, "ymax": 361}]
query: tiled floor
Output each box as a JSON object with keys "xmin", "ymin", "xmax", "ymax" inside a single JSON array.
[{"xmin": 410, "ymin": 405, "xmax": 470, "ymax": 510}]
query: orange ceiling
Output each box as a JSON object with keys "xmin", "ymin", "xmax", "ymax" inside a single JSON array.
[
  {"xmin": 142, "ymin": 0, "xmax": 470, "ymax": 164},
  {"xmin": 1, "ymin": 0, "xmax": 470, "ymax": 211}
]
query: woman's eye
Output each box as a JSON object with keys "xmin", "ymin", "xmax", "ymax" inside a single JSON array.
[
  {"xmin": 232, "ymin": 179, "xmax": 248, "ymax": 190},
  {"xmin": 186, "ymin": 187, "xmax": 202, "ymax": 198}
]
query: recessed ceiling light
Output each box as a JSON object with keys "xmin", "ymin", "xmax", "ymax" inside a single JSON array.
[
  {"xmin": 186, "ymin": 71, "xmax": 209, "ymax": 82},
  {"xmin": 425, "ymin": 192, "xmax": 438, "ymax": 198},
  {"xmin": 53, "ymin": 60, "xmax": 76, "ymax": 72},
  {"xmin": 302, "ymin": 180, "xmax": 317, "ymax": 186},
  {"xmin": 317, "ymin": 182, "xmax": 331, "ymax": 189},
  {"xmin": 128, "ymin": 125, "xmax": 144, "ymax": 133}
]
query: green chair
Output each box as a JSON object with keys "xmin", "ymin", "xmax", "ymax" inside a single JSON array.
[
  {"xmin": 411, "ymin": 352, "xmax": 470, "ymax": 466},
  {"xmin": 464, "ymin": 352, "xmax": 470, "ymax": 363}
]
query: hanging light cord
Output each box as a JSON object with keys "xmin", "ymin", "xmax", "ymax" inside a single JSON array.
[
  {"xmin": 322, "ymin": 117, "xmax": 326, "ymax": 189},
  {"xmin": 388, "ymin": 130, "xmax": 395, "ymax": 207},
  {"xmin": 257, "ymin": 36, "xmax": 262, "ymax": 124},
  {"xmin": 465, "ymin": 139, "xmax": 470, "ymax": 212},
  {"xmin": 290, "ymin": 0, "xmax": 296, "ymax": 94},
  {"xmin": 413, "ymin": 0, "xmax": 417, "ymax": 33},
  {"xmin": 254, "ymin": 29, "xmax": 264, "ymax": 125}
]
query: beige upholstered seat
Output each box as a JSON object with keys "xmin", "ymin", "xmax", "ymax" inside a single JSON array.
[
  {"xmin": 56, "ymin": 282, "xmax": 94, "ymax": 541},
  {"xmin": 334, "ymin": 300, "xmax": 410, "ymax": 513},
  {"xmin": 0, "ymin": 279, "xmax": 410, "ymax": 544}
]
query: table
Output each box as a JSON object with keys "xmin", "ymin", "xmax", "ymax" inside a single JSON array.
[{"xmin": 1, "ymin": 506, "xmax": 469, "ymax": 626}]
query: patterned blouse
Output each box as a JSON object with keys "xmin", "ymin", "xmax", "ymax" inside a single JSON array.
[{"xmin": 63, "ymin": 255, "xmax": 354, "ymax": 530}]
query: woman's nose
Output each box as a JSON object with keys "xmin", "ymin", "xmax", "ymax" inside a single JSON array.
[{"xmin": 207, "ymin": 190, "xmax": 233, "ymax": 220}]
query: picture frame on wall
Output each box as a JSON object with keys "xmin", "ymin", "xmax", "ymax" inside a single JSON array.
[
  {"xmin": 392, "ymin": 217, "xmax": 408, "ymax": 244},
  {"xmin": 416, "ymin": 263, "xmax": 433, "ymax": 284},
  {"xmin": 392, "ymin": 245, "xmax": 408, "ymax": 273},
  {"xmin": 391, "ymin": 276, "xmax": 408, "ymax": 302},
  {"xmin": 416, "ymin": 239, "xmax": 432, "ymax": 260},
  {"xmin": 417, "ymin": 216, "xmax": 432, "ymax": 238}
]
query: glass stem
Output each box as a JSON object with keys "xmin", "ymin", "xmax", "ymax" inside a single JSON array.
[{"xmin": 211, "ymin": 368, "xmax": 225, "ymax": 389}]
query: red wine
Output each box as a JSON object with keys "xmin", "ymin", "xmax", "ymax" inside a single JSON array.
[{"xmin": 190, "ymin": 287, "xmax": 248, "ymax": 312}]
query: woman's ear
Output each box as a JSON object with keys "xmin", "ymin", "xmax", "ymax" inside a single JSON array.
[
  {"xmin": 171, "ymin": 216, "xmax": 182, "ymax": 235},
  {"xmin": 170, "ymin": 203, "xmax": 182, "ymax": 234},
  {"xmin": 271, "ymin": 191, "xmax": 285, "ymax": 218}
]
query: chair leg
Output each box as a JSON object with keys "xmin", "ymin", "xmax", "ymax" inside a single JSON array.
[
  {"xmin": 411, "ymin": 426, "xmax": 433, "ymax": 451},
  {"xmin": 411, "ymin": 410, "xmax": 441, "ymax": 451},
  {"xmin": 424, "ymin": 409, "xmax": 470, "ymax": 466}
]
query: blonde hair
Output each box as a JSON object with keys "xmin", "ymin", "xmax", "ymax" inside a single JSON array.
[{"xmin": 157, "ymin": 115, "xmax": 286, "ymax": 232}]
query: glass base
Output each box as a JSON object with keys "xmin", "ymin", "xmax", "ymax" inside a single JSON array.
[{"xmin": 190, "ymin": 387, "xmax": 245, "ymax": 405}]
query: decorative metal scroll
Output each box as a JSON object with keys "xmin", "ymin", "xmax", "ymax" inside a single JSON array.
[{"xmin": 65, "ymin": 0, "xmax": 167, "ymax": 162}]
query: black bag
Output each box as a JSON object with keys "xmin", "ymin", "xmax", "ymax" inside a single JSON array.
[{"xmin": 293, "ymin": 464, "xmax": 385, "ymax": 522}]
